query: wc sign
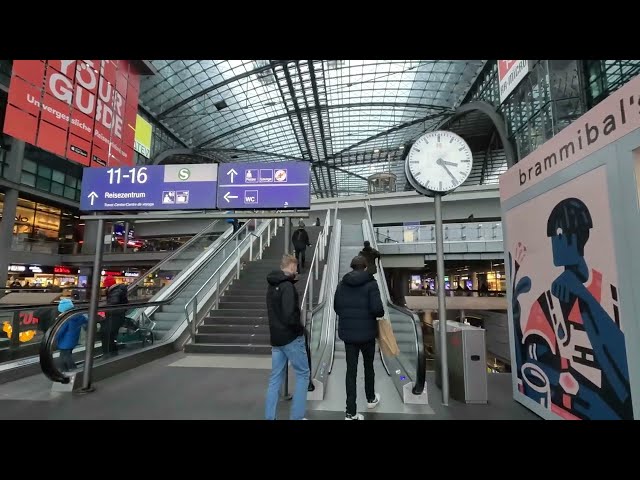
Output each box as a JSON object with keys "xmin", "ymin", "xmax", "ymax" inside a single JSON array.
[{"xmin": 244, "ymin": 190, "xmax": 258, "ymax": 205}]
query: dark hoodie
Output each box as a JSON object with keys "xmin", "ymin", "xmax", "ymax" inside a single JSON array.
[
  {"xmin": 266, "ymin": 270, "xmax": 303, "ymax": 347},
  {"xmin": 334, "ymin": 270, "xmax": 385, "ymax": 343}
]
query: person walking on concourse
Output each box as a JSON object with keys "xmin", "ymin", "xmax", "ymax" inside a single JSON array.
[
  {"xmin": 265, "ymin": 254, "xmax": 310, "ymax": 420},
  {"xmin": 334, "ymin": 255, "xmax": 384, "ymax": 420}
]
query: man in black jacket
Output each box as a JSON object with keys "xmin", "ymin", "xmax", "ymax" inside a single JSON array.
[
  {"xmin": 334, "ymin": 255, "xmax": 385, "ymax": 420},
  {"xmin": 265, "ymin": 254, "xmax": 310, "ymax": 420},
  {"xmin": 291, "ymin": 221, "xmax": 311, "ymax": 273},
  {"xmin": 103, "ymin": 276, "xmax": 128, "ymax": 356}
]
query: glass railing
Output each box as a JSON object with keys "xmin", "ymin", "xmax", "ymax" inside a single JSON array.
[
  {"xmin": 374, "ymin": 222, "xmax": 503, "ymax": 244},
  {"xmin": 309, "ymin": 208, "xmax": 341, "ymax": 391},
  {"xmin": 126, "ymin": 219, "xmax": 229, "ymax": 302}
]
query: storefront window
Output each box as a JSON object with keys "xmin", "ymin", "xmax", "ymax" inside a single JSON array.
[{"xmin": 0, "ymin": 194, "xmax": 63, "ymax": 240}]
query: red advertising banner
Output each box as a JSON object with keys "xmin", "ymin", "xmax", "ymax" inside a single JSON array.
[{"xmin": 3, "ymin": 60, "xmax": 140, "ymax": 167}]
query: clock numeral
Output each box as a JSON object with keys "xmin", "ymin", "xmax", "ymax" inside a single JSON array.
[
  {"xmin": 425, "ymin": 180, "xmax": 430, "ymax": 189},
  {"xmin": 414, "ymin": 148, "xmax": 421, "ymax": 153},
  {"xmin": 449, "ymin": 138, "xmax": 454, "ymax": 143},
  {"xmin": 437, "ymin": 135, "xmax": 441, "ymax": 142},
  {"xmin": 409, "ymin": 160, "xmax": 419, "ymax": 164},
  {"xmin": 439, "ymin": 181, "xmax": 442, "ymax": 191},
  {"xmin": 458, "ymin": 147, "xmax": 466, "ymax": 151},
  {"xmin": 461, "ymin": 159, "xmax": 470, "ymax": 163}
]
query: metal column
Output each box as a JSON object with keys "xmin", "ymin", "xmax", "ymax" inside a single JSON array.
[
  {"xmin": 282, "ymin": 217, "xmax": 292, "ymax": 400},
  {"xmin": 0, "ymin": 139, "xmax": 25, "ymax": 289},
  {"xmin": 122, "ymin": 221, "xmax": 129, "ymax": 253},
  {"xmin": 434, "ymin": 193, "xmax": 449, "ymax": 405},
  {"xmin": 78, "ymin": 219, "xmax": 105, "ymax": 393}
]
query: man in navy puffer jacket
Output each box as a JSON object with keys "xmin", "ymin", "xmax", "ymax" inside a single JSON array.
[{"xmin": 334, "ymin": 255, "xmax": 385, "ymax": 420}]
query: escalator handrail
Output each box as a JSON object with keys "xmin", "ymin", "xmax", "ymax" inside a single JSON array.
[
  {"xmin": 364, "ymin": 200, "xmax": 426, "ymax": 395},
  {"xmin": 126, "ymin": 218, "xmax": 222, "ymax": 292},
  {"xmin": 299, "ymin": 209, "xmax": 331, "ymax": 312}
]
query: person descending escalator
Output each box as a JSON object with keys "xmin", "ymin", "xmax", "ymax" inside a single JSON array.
[{"xmin": 102, "ymin": 276, "xmax": 128, "ymax": 356}]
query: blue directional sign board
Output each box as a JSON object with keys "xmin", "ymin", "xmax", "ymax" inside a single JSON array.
[
  {"xmin": 217, "ymin": 161, "xmax": 311, "ymax": 209},
  {"xmin": 79, "ymin": 164, "xmax": 219, "ymax": 211}
]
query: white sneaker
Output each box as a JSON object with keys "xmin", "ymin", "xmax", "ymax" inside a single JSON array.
[
  {"xmin": 345, "ymin": 413, "xmax": 364, "ymax": 420},
  {"xmin": 367, "ymin": 393, "xmax": 381, "ymax": 409}
]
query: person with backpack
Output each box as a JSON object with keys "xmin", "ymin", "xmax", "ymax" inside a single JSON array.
[
  {"xmin": 55, "ymin": 298, "xmax": 88, "ymax": 371},
  {"xmin": 291, "ymin": 220, "xmax": 311, "ymax": 274},
  {"xmin": 103, "ymin": 276, "xmax": 128, "ymax": 356},
  {"xmin": 334, "ymin": 255, "xmax": 385, "ymax": 420},
  {"xmin": 264, "ymin": 254, "xmax": 310, "ymax": 420}
]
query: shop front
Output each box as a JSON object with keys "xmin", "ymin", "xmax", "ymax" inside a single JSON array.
[
  {"xmin": 6, "ymin": 264, "xmax": 79, "ymax": 288},
  {"xmin": 0, "ymin": 193, "xmax": 82, "ymax": 254}
]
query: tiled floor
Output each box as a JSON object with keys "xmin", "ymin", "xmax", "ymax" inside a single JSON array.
[{"xmin": 0, "ymin": 352, "xmax": 539, "ymax": 420}]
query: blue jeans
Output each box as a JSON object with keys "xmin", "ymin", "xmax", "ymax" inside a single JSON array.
[{"xmin": 265, "ymin": 336, "xmax": 310, "ymax": 420}]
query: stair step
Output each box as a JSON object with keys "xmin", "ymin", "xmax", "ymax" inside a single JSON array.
[
  {"xmin": 221, "ymin": 295, "xmax": 265, "ymax": 302},
  {"xmin": 218, "ymin": 301, "xmax": 265, "ymax": 310},
  {"xmin": 203, "ymin": 316, "xmax": 268, "ymax": 326},
  {"xmin": 184, "ymin": 343, "xmax": 272, "ymax": 355},
  {"xmin": 209, "ymin": 309, "xmax": 267, "ymax": 317},
  {"xmin": 198, "ymin": 324, "xmax": 269, "ymax": 334},
  {"xmin": 195, "ymin": 333, "xmax": 271, "ymax": 344}
]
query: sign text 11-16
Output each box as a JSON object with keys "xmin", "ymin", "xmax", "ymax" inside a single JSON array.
[{"xmin": 107, "ymin": 167, "xmax": 149, "ymax": 185}]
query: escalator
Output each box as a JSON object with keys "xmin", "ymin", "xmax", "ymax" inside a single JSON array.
[
  {"xmin": 0, "ymin": 218, "xmax": 275, "ymax": 383},
  {"xmin": 38, "ymin": 217, "xmax": 278, "ymax": 385},
  {"xmin": 307, "ymin": 205, "xmax": 427, "ymax": 409}
]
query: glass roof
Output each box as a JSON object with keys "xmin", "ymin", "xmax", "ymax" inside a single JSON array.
[{"xmin": 138, "ymin": 60, "xmax": 485, "ymax": 197}]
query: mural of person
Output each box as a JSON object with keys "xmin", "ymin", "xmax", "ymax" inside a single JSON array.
[{"xmin": 511, "ymin": 198, "xmax": 632, "ymax": 420}]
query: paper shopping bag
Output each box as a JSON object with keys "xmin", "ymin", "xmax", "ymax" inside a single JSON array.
[{"xmin": 377, "ymin": 318, "xmax": 400, "ymax": 357}]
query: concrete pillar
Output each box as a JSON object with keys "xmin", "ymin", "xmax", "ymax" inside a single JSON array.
[{"xmin": 0, "ymin": 139, "xmax": 25, "ymax": 289}]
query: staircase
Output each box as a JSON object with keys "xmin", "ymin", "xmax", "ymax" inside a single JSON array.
[{"xmin": 186, "ymin": 225, "xmax": 327, "ymax": 355}]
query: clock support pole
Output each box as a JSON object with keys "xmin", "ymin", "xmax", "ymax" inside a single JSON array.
[{"xmin": 434, "ymin": 193, "xmax": 449, "ymax": 405}]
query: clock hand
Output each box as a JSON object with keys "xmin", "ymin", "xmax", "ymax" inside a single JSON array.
[
  {"xmin": 436, "ymin": 157, "xmax": 457, "ymax": 181},
  {"xmin": 442, "ymin": 160, "xmax": 458, "ymax": 167}
]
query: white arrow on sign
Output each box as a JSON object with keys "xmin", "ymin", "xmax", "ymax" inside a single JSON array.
[
  {"xmin": 223, "ymin": 192, "xmax": 238, "ymax": 203},
  {"xmin": 88, "ymin": 191, "xmax": 99, "ymax": 206},
  {"xmin": 227, "ymin": 168, "xmax": 238, "ymax": 183}
]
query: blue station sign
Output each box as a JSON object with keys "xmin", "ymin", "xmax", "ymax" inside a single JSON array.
[
  {"xmin": 79, "ymin": 164, "xmax": 219, "ymax": 211},
  {"xmin": 217, "ymin": 161, "xmax": 311, "ymax": 210}
]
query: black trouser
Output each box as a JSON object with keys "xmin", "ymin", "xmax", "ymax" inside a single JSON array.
[
  {"xmin": 294, "ymin": 248, "xmax": 306, "ymax": 272},
  {"xmin": 59, "ymin": 349, "xmax": 75, "ymax": 371},
  {"xmin": 344, "ymin": 340, "xmax": 376, "ymax": 416},
  {"xmin": 102, "ymin": 312, "xmax": 125, "ymax": 355}
]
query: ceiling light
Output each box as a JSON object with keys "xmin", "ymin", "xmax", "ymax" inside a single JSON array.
[
  {"xmin": 374, "ymin": 149, "xmax": 380, "ymax": 153},
  {"xmin": 399, "ymin": 146, "xmax": 404, "ymax": 150}
]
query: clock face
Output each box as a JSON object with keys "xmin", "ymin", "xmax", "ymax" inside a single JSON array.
[{"xmin": 406, "ymin": 130, "xmax": 473, "ymax": 194}]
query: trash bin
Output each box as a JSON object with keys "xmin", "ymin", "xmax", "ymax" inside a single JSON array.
[{"xmin": 434, "ymin": 320, "xmax": 488, "ymax": 404}]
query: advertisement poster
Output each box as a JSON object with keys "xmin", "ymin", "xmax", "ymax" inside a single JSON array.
[
  {"xmin": 498, "ymin": 60, "xmax": 530, "ymax": 104},
  {"xmin": 506, "ymin": 165, "xmax": 632, "ymax": 419},
  {"xmin": 3, "ymin": 60, "xmax": 140, "ymax": 167}
]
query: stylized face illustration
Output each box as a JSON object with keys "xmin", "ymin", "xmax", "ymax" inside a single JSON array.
[{"xmin": 550, "ymin": 231, "xmax": 583, "ymax": 267}]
